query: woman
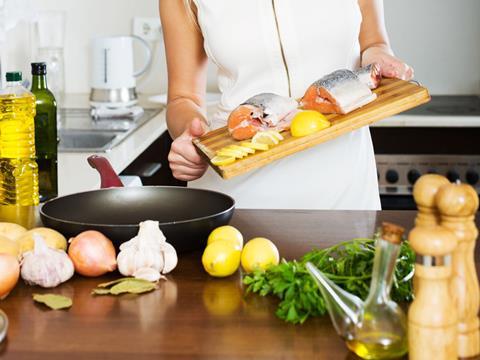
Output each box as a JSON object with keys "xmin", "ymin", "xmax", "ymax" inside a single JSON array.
[{"xmin": 160, "ymin": 0, "xmax": 413, "ymax": 209}]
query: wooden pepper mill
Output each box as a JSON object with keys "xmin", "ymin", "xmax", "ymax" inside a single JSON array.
[
  {"xmin": 436, "ymin": 182, "xmax": 480, "ymax": 358},
  {"xmin": 413, "ymin": 174, "xmax": 450, "ymax": 227},
  {"xmin": 408, "ymin": 225, "xmax": 458, "ymax": 360},
  {"xmin": 411, "ymin": 174, "xmax": 450, "ymax": 294}
]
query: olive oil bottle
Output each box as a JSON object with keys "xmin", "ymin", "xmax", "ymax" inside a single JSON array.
[
  {"xmin": 30, "ymin": 62, "xmax": 58, "ymax": 201},
  {"xmin": 0, "ymin": 72, "xmax": 39, "ymax": 206}
]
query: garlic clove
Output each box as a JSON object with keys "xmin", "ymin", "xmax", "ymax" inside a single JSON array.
[
  {"xmin": 133, "ymin": 267, "xmax": 165, "ymax": 282},
  {"xmin": 161, "ymin": 242, "xmax": 178, "ymax": 274}
]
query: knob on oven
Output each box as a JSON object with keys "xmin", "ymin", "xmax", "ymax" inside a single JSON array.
[
  {"xmin": 446, "ymin": 170, "xmax": 460, "ymax": 182},
  {"xmin": 407, "ymin": 169, "xmax": 421, "ymax": 185},
  {"xmin": 466, "ymin": 170, "xmax": 479, "ymax": 185},
  {"xmin": 386, "ymin": 169, "xmax": 399, "ymax": 184}
]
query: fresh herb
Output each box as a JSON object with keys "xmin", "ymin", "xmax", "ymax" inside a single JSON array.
[
  {"xmin": 91, "ymin": 277, "xmax": 157, "ymax": 296},
  {"xmin": 33, "ymin": 294, "xmax": 72, "ymax": 310},
  {"xmin": 243, "ymin": 237, "xmax": 415, "ymax": 324}
]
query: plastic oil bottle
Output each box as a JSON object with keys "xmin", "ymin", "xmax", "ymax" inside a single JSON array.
[{"xmin": 0, "ymin": 71, "xmax": 39, "ymax": 223}]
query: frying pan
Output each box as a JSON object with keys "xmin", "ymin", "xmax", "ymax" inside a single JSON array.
[{"xmin": 40, "ymin": 156, "xmax": 235, "ymax": 252}]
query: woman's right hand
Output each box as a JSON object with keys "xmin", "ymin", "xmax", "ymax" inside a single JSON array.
[{"xmin": 168, "ymin": 118, "xmax": 209, "ymax": 182}]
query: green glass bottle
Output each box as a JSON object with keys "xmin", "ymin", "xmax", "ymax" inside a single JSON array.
[{"xmin": 30, "ymin": 62, "xmax": 58, "ymax": 202}]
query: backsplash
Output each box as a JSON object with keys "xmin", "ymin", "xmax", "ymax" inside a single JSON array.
[{"xmin": 2, "ymin": 0, "xmax": 479, "ymax": 96}]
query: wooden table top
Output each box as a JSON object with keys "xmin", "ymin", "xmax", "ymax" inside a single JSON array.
[{"xmin": 0, "ymin": 210, "xmax": 479, "ymax": 359}]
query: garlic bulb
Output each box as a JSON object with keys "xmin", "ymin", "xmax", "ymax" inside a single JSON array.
[
  {"xmin": 21, "ymin": 234, "xmax": 74, "ymax": 288},
  {"xmin": 117, "ymin": 220, "xmax": 178, "ymax": 280}
]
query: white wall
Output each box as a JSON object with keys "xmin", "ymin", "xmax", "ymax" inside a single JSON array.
[
  {"xmin": 385, "ymin": 0, "xmax": 480, "ymax": 95},
  {"xmin": 3, "ymin": 0, "xmax": 480, "ymax": 96}
]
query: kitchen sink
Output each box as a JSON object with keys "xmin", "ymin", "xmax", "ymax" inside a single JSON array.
[
  {"xmin": 58, "ymin": 108, "xmax": 162, "ymax": 152},
  {"xmin": 58, "ymin": 131, "xmax": 120, "ymax": 152}
]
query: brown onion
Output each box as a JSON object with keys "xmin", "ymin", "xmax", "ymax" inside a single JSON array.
[
  {"xmin": 68, "ymin": 231, "xmax": 117, "ymax": 277},
  {"xmin": 0, "ymin": 253, "xmax": 20, "ymax": 299}
]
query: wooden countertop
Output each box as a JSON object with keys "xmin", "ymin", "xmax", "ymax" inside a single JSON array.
[{"xmin": 1, "ymin": 210, "xmax": 479, "ymax": 359}]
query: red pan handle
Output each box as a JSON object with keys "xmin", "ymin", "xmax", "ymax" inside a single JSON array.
[{"xmin": 87, "ymin": 155, "xmax": 124, "ymax": 189}]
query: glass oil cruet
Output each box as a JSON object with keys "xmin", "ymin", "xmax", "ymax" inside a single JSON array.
[{"xmin": 306, "ymin": 222, "xmax": 408, "ymax": 359}]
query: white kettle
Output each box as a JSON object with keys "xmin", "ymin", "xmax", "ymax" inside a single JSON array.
[{"xmin": 90, "ymin": 35, "xmax": 152, "ymax": 108}]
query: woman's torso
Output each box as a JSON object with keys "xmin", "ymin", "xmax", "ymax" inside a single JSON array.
[{"xmin": 189, "ymin": 0, "xmax": 381, "ymax": 210}]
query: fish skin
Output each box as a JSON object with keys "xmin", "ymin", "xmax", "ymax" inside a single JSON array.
[
  {"xmin": 301, "ymin": 68, "xmax": 377, "ymax": 114},
  {"xmin": 228, "ymin": 93, "xmax": 298, "ymax": 140},
  {"xmin": 354, "ymin": 63, "xmax": 381, "ymax": 89}
]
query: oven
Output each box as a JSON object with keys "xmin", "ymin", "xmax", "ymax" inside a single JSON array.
[{"xmin": 371, "ymin": 96, "xmax": 480, "ymax": 210}]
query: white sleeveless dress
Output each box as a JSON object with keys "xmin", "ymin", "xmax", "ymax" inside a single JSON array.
[{"xmin": 189, "ymin": 0, "xmax": 381, "ymax": 210}]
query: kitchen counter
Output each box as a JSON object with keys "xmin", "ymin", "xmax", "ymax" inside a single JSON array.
[
  {"xmin": 1, "ymin": 209, "xmax": 479, "ymax": 359},
  {"xmin": 58, "ymin": 95, "xmax": 167, "ymax": 196}
]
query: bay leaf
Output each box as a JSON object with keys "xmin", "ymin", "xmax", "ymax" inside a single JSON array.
[
  {"xmin": 33, "ymin": 294, "xmax": 72, "ymax": 310},
  {"xmin": 97, "ymin": 277, "xmax": 135, "ymax": 288},
  {"xmin": 110, "ymin": 280, "xmax": 156, "ymax": 295},
  {"xmin": 97, "ymin": 277, "xmax": 154, "ymax": 288},
  {"xmin": 91, "ymin": 288, "xmax": 112, "ymax": 296}
]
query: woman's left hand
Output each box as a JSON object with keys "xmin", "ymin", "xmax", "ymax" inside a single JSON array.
[{"xmin": 361, "ymin": 46, "xmax": 414, "ymax": 81}]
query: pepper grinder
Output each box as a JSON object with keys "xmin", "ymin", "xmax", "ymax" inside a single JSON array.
[
  {"xmin": 411, "ymin": 174, "xmax": 450, "ymax": 294},
  {"xmin": 436, "ymin": 182, "xmax": 480, "ymax": 358},
  {"xmin": 408, "ymin": 224, "xmax": 458, "ymax": 360},
  {"xmin": 413, "ymin": 174, "xmax": 450, "ymax": 227}
]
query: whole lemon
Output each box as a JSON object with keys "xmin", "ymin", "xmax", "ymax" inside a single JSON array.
[
  {"xmin": 202, "ymin": 240, "xmax": 241, "ymax": 277},
  {"xmin": 207, "ymin": 225, "xmax": 243, "ymax": 249},
  {"xmin": 241, "ymin": 237, "xmax": 280, "ymax": 273},
  {"xmin": 290, "ymin": 110, "xmax": 330, "ymax": 137}
]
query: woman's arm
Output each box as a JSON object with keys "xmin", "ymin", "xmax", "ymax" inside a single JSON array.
[
  {"xmin": 160, "ymin": 0, "xmax": 209, "ymax": 181},
  {"xmin": 358, "ymin": 0, "xmax": 413, "ymax": 80}
]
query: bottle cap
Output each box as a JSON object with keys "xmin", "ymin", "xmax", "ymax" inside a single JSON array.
[
  {"xmin": 6, "ymin": 71, "xmax": 22, "ymax": 82},
  {"xmin": 381, "ymin": 222, "xmax": 405, "ymax": 245},
  {"xmin": 31, "ymin": 62, "xmax": 47, "ymax": 75}
]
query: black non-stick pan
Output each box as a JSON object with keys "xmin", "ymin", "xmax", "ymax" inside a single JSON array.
[{"xmin": 40, "ymin": 156, "xmax": 235, "ymax": 252}]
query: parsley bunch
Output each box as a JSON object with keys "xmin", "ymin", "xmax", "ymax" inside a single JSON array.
[{"xmin": 243, "ymin": 237, "xmax": 415, "ymax": 324}]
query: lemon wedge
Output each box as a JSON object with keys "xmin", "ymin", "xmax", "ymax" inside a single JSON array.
[
  {"xmin": 241, "ymin": 142, "xmax": 269, "ymax": 151},
  {"xmin": 265, "ymin": 130, "xmax": 284, "ymax": 141},
  {"xmin": 252, "ymin": 131, "xmax": 279, "ymax": 146},
  {"xmin": 228, "ymin": 145, "xmax": 255, "ymax": 155},
  {"xmin": 211, "ymin": 155, "xmax": 236, "ymax": 166},
  {"xmin": 217, "ymin": 148, "xmax": 245, "ymax": 159}
]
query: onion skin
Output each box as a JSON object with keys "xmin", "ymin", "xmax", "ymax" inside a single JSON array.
[
  {"xmin": 68, "ymin": 231, "xmax": 117, "ymax": 277},
  {"xmin": 0, "ymin": 253, "xmax": 20, "ymax": 299}
]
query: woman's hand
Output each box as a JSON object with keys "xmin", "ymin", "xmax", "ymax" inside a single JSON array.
[
  {"xmin": 361, "ymin": 46, "xmax": 414, "ymax": 81},
  {"xmin": 168, "ymin": 118, "xmax": 209, "ymax": 181}
]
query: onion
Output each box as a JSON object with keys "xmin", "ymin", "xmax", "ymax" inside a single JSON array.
[
  {"xmin": 0, "ymin": 253, "xmax": 20, "ymax": 299},
  {"xmin": 68, "ymin": 231, "xmax": 117, "ymax": 277}
]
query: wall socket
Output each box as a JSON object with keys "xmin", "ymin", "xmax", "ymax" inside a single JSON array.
[{"xmin": 133, "ymin": 17, "xmax": 162, "ymax": 42}]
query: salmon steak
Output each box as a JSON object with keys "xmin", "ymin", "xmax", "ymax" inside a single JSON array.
[
  {"xmin": 227, "ymin": 93, "xmax": 298, "ymax": 140},
  {"xmin": 300, "ymin": 64, "xmax": 381, "ymax": 114}
]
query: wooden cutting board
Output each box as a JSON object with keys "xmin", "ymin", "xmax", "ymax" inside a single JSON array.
[{"xmin": 194, "ymin": 79, "xmax": 430, "ymax": 180}]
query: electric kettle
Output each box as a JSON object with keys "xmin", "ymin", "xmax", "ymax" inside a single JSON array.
[{"xmin": 90, "ymin": 35, "xmax": 152, "ymax": 108}]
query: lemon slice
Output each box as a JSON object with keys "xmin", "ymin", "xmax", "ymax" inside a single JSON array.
[
  {"xmin": 217, "ymin": 148, "xmax": 245, "ymax": 159},
  {"xmin": 241, "ymin": 142, "xmax": 269, "ymax": 151},
  {"xmin": 265, "ymin": 130, "xmax": 284, "ymax": 141},
  {"xmin": 252, "ymin": 131, "xmax": 279, "ymax": 146},
  {"xmin": 228, "ymin": 145, "xmax": 255, "ymax": 155},
  {"xmin": 211, "ymin": 155, "xmax": 236, "ymax": 166}
]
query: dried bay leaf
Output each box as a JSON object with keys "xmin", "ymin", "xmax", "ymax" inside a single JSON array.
[
  {"xmin": 97, "ymin": 277, "xmax": 154, "ymax": 288},
  {"xmin": 33, "ymin": 294, "xmax": 72, "ymax": 310},
  {"xmin": 110, "ymin": 280, "xmax": 156, "ymax": 295},
  {"xmin": 92, "ymin": 277, "xmax": 157, "ymax": 296},
  {"xmin": 91, "ymin": 288, "xmax": 112, "ymax": 296}
]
